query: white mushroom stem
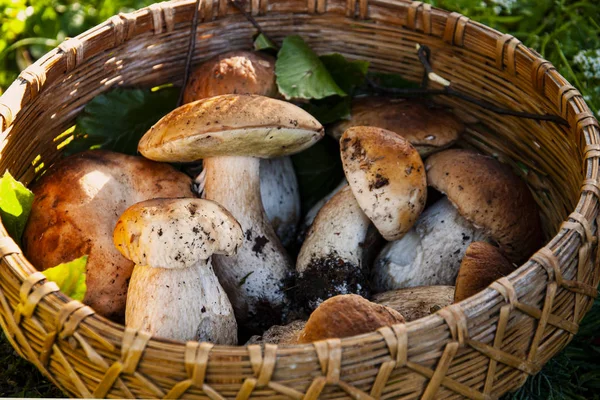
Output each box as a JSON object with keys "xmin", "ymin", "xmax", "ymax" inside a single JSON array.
[
  {"xmin": 127, "ymin": 260, "xmax": 236, "ymax": 343},
  {"xmin": 296, "ymin": 186, "xmax": 375, "ymax": 311},
  {"xmin": 203, "ymin": 156, "xmax": 292, "ymax": 329},
  {"xmin": 372, "ymin": 197, "xmax": 488, "ymax": 292},
  {"xmin": 296, "ymin": 179, "xmax": 347, "ymax": 246},
  {"xmin": 260, "ymin": 157, "xmax": 300, "ymax": 247}
]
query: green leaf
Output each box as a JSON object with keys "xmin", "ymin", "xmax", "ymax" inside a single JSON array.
[
  {"xmin": 275, "ymin": 35, "xmax": 346, "ymax": 100},
  {"xmin": 42, "ymin": 255, "xmax": 88, "ymax": 301},
  {"xmin": 365, "ymin": 71, "xmax": 420, "ymax": 90},
  {"xmin": 0, "ymin": 171, "xmax": 34, "ymax": 245},
  {"xmin": 291, "ymin": 136, "xmax": 344, "ymax": 212},
  {"xmin": 254, "ymin": 33, "xmax": 277, "ymax": 51},
  {"xmin": 65, "ymin": 87, "xmax": 179, "ymax": 156},
  {"xmin": 319, "ymin": 54, "xmax": 369, "ymax": 94}
]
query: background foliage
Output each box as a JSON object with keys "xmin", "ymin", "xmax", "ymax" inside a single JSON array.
[{"xmin": 0, "ymin": 0, "xmax": 599, "ymax": 398}]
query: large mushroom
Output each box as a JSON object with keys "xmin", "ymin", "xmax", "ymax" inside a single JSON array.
[
  {"xmin": 138, "ymin": 94, "xmax": 323, "ymax": 331},
  {"xmin": 295, "ymin": 126, "xmax": 427, "ymax": 310},
  {"xmin": 113, "ymin": 198, "xmax": 242, "ymax": 343},
  {"xmin": 329, "ymin": 97, "xmax": 464, "ymax": 156},
  {"xmin": 372, "ymin": 286, "xmax": 455, "ymax": 321},
  {"xmin": 182, "ymin": 50, "xmax": 300, "ymax": 247},
  {"xmin": 22, "ymin": 150, "xmax": 194, "ymax": 321},
  {"xmin": 373, "ymin": 149, "xmax": 542, "ymax": 292}
]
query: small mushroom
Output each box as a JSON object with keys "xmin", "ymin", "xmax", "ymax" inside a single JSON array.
[
  {"xmin": 22, "ymin": 150, "xmax": 194, "ymax": 321},
  {"xmin": 454, "ymin": 242, "xmax": 515, "ymax": 302},
  {"xmin": 295, "ymin": 186, "xmax": 375, "ymax": 311},
  {"xmin": 113, "ymin": 198, "xmax": 243, "ymax": 343},
  {"xmin": 183, "ymin": 51, "xmax": 300, "ymax": 246},
  {"xmin": 372, "ymin": 286, "xmax": 455, "ymax": 321},
  {"xmin": 340, "ymin": 126, "xmax": 427, "ymax": 241},
  {"xmin": 260, "ymin": 157, "xmax": 301, "ymax": 247},
  {"xmin": 329, "ymin": 97, "xmax": 464, "ymax": 156},
  {"xmin": 139, "ymin": 94, "xmax": 323, "ymax": 331},
  {"xmin": 183, "ymin": 50, "xmax": 278, "ymax": 103},
  {"xmin": 373, "ymin": 149, "xmax": 541, "ymax": 291},
  {"xmin": 297, "ymin": 294, "xmax": 405, "ymax": 343}
]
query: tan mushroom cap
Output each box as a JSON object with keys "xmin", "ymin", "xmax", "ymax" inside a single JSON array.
[
  {"xmin": 341, "ymin": 126, "xmax": 427, "ymax": 241},
  {"xmin": 183, "ymin": 51, "xmax": 278, "ymax": 103},
  {"xmin": 138, "ymin": 95, "xmax": 323, "ymax": 162},
  {"xmin": 114, "ymin": 198, "xmax": 243, "ymax": 269},
  {"xmin": 297, "ymin": 294, "xmax": 405, "ymax": 343},
  {"xmin": 426, "ymin": 149, "xmax": 542, "ymax": 263},
  {"xmin": 454, "ymin": 242, "xmax": 515, "ymax": 302},
  {"xmin": 330, "ymin": 97, "xmax": 463, "ymax": 155}
]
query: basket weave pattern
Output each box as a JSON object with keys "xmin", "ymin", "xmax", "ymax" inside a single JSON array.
[{"xmin": 0, "ymin": 0, "xmax": 599, "ymax": 398}]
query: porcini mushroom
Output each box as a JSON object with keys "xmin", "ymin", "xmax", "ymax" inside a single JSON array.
[
  {"xmin": 373, "ymin": 149, "xmax": 542, "ymax": 292},
  {"xmin": 329, "ymin": 97, "xmax": 464, "ymax": 156},
  {"xmin": 22, "ymin": 150, "xmax": 194, "ymax": 321},
  {"xmin": 340, "ymin": 126, "xmax": 427, "ymax": 241},
  {"xmin": 297, "ymin": 294, "xmax": 405, "ymax": 343},
  {"xmin": 454, "ymin": 242, "xmax": 515, "ymax": 302},
  {"xmin": 113, "ymin": 198, "xmax": 242, "ymax": 343},
  {"xmin": 295, "ymin": 186, "xmax": 375, "ymax": 311},
  {"xmin": 182, "ymin": 51, "xmax": 300, "ymax": 246},
  {"xmin": 138, "ymin": 94, "xmax": 323, "ymax": 331},
  {"xmin": 182, "ymin": 50, "xmax": 278, "ymax": 103},
  {"xmin": 372, "ymin": 286, "xmax": 455, "ymax": 321}
]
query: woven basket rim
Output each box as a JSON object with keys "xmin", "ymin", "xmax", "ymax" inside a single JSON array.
[{"xmin": 0, "ymin": 0, "xmax": 599, "ymax": 398}]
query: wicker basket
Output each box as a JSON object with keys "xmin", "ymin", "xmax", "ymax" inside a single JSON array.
[{"xmin": 1, "ymin": 0, "xmax": 599, "ymax": 398}]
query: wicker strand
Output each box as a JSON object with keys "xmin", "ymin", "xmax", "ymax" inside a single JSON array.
[
  {"xmin": 57, "ymin": 38, "xmax": 84, "ymax": 72},
  {"xmin": 0, "ymin": 237, "xmax": 21, "ymax": 257},
  {"xmin": 18, "ymin": 65, "xmax": 47, "ymax": 100}
]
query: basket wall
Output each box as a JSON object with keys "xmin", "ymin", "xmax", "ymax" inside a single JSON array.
[{"xmin": 0, "ymin": 0, "xmax": 599, "ymax": 398}]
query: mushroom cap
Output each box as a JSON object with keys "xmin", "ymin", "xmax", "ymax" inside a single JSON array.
[
  {"xmin": 372, "ymin": 286, "xmax": 455, "ymax": 322},
  {"xmin": 246, "ymin": 320, "xmax": 306, "ymax": 345},
  {"xmin": 22, "ymin": 150, "xmax": 194, "ymax": 321},
  {"xmin": 454, "ymin": 242, "xmax": 515, "ymax": 302},
  {"xmin": 425, "ymin": 149, "xmax": 542, "ymax": 263},
  {"xmin": 114, "ymin": 198, "xmax": 243, "ymax": 269},
  {"xmin": 341, "ymin": 126, "xmax": 427, "ymax": 241},
  {"xmin": 297, "ymin": 294, "xmax": 405, "ymax": 343},
  {"xmin": 138, "ymin": 94, "xmax": 324, "ymax": 162},
  {"xmin": 330, "ymin": 97, "xmax": 463, "ymax": 155},
  {"xmin": 183, "ymin": 50, "xmax": 278, "ymax": 103}
]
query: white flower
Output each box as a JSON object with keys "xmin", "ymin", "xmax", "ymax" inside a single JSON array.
[
  {"xmin": 491, "ymin": 0, "xmax": 517, "ymax": 12},
  {"xmin": 573, "ymin": 49, "xmax": 600, "ymax": 80}
]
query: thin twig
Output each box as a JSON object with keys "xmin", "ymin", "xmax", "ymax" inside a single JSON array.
[
  {"xmin": 367, "ymin": 45, "xmax": 569, "ymax": 126},
  {"xmin": 177, "ymin": 0, "xmax": 201, "ymax": 106},
  {"xmin": 228, "ymin": 0, "xmax": 278, "ymax": 49}
]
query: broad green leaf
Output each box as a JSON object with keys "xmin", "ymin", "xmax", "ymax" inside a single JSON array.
[
  {"xmin": 275, "ymin": 35, "xmax": 346, "ymax": 100},
  {"xmin": 42, "ymin": 255, "xmax": 88, "ymax": 301},
  {"xmin": 254, "ymin": 33, "xmax": 277, "ymax": 51},
  {"xmin": 291, "ymin": 136, "xmax": 344, "ymax": 212},
  {"xmin": 0, "ymin": 171, "xmax": 34, "ymax": 245},
  {"xmin": 365, "ymin": 71, "xmax": 420, "ymax": 90},
  {"xmin": 320, "ymin": 54, "xmax": 369, "ymax": 94},
  {"xmin": 65, "ymin": 87, "xmax": 179, "ymax": 156}
]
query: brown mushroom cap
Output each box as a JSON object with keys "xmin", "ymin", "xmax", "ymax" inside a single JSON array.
[
  {"xmin": 425, "ymin": 149, "xmax": 542, "ymax": 263},
  {"xmin": 372, "ymin": 286, "xmax": 455, "ymax": 322},
  {"xmin": 22, "ymin": 150, "xmax": 194, "ymax": 321},
  {"xmin": 297, "ymin": 294, "xmax": 405, "ymax": 343},
  {"xmin": 138, "ymin": 94, "xmax": 324, "ymax": 162},
  {"xmin": 330, "ymin": 97, "xmax": 463, "ymax": 155},
  {"xmin": 183, "ymin": 51, "xmax": 278, "ymax": 103},
  {"xmin": 341, "ymin": 126, "xmax": 427, "ymax": 241},
  {"xmin": 454, "ymin": 242, "xmax": 515, "ymax": 302}
]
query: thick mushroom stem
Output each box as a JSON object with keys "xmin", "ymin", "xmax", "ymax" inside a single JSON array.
[
  {"xmin": 203, "ymin": 156, "xmax": 291, "ymax": 329},
  {"xmin": 127, "ymin": 260, "xmax": 236, "ymax": 343},
  {"xmin": 295, "ymin": 186, "xmax": 376, "ymax": 311},
  {"xmin": 372, "ymin": 197, "xmax": 487, "ymax": 292},
  {"xmin": 260, "ymin": 157, "xmax": 301, "ymax": 247}
]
